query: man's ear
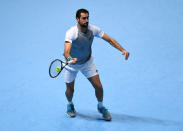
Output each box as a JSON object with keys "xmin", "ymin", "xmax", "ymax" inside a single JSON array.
[{"xmin": 76, "ymin": 17, "xmax": 79, "ymax": 22}]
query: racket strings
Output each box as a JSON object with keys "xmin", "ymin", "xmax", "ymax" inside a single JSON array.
[
  {"xmin": 49, "ymin": 59, "xmax": 70, "ymax": 78},
  {"xmin": 49, "ymin": 59, "xmax": 63, "ymax": 78}
]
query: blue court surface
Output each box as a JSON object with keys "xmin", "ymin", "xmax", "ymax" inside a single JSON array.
[{"xmin": 1, "ymin": 0, "xmax": 183, "ymax": 131}]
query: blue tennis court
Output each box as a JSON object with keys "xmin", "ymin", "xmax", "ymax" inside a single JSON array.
[{"xmin": 0, "ymin": 0, "xmax": 183, "ymax": 131}]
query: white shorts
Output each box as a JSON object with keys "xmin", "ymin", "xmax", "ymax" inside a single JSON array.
[{"xmin": 64, "ymin": 57, "xmax": 98, "ymax": 83}]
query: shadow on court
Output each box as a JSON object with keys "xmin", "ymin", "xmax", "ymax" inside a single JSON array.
[{"xmin": 77, "ymin": 112, "xmax": 182, "ymax": 126}]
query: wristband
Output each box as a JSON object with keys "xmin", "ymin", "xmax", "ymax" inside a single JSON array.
[{"xmin": 67, "ymin": 56, "xmax": 72, "ymax": 61}]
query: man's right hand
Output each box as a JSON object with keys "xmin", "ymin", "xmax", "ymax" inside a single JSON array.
[{"xmin": 71, "ymin": 58, "xmax": 77, "ymax": 64}]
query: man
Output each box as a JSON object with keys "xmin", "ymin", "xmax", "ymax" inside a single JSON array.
[{"xmin": 64, "ymin": 9, "xmax": 129, "ymax": 121}]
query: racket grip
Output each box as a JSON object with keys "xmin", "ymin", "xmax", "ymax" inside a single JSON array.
[
  {"xmin": 68, "ymin": 60, "xmax": 74, "ymax": 64},
  {"xmin": 62, "ymin": 60, "xmax": 73, "ymax": 67}
]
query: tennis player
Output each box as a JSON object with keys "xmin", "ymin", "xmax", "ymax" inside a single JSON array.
[{"xmin": 64, "ymin": 9, "xmax": 129, "ymax": 121}]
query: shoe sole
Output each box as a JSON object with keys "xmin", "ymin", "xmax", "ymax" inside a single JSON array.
[
  {"xmin": 98, "ymin": 110, "xmax": 112, "ymax": 121},
  {"xmin": 66, "ymin": 112, "xmax": 76, "ymax": 118},
  {"xmin": 103, "ymin": 117, "xmax": 112, "ymax": 121}
]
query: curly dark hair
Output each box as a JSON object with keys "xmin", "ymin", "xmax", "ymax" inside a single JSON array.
[{"xmin": 76, "ymin": 8, "xmax": 89, "ymax": 19}]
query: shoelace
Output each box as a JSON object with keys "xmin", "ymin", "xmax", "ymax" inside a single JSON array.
[{"xmin": 99, "ymin": 107, "xmax": 108, "ymax": 115}]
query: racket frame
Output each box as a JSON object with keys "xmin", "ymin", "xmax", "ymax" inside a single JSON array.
[{"xmin": 49, "ymin": 59, "xmax": 70, "ymax": 78}]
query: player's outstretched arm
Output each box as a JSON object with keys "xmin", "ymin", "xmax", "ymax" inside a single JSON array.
[{"xmin": 102, "ymin": 33, "xmax": 130, "ymax": 60}]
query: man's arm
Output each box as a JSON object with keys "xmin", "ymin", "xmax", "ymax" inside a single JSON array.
[
  {"xmin": 102, "ymin": 33, "xmax": 130, "ymax": 60},
  {"xmin": 64, "ymin": 41, "xmax": 77, "ymax": 63}
]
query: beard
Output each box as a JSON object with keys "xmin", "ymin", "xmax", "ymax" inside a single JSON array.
[{"xmin": 79, "ymin": 22, "xmax": 88, "ymax": 28}]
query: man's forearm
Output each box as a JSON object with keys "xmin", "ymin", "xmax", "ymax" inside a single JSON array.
[
  {"xmin": 64, "ymin": 52, "xmax": 71, "ymax": 59},
  {"xmin": 64, "ymin": 42, "xmax": 72, "ymax": 59},
  {"xmin": 109, "ymin": 38, "xmax": 125, "ymax": 52}
]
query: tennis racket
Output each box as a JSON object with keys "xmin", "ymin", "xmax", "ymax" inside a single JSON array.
[{"xmin": 49, "ymin": 59, "xmax": 73, "ymax": 78}]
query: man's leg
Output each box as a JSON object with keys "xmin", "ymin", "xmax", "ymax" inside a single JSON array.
[
  {"xmin": 64, "ymin": 63, "xmax": 79, "ymax": 118},
  {"xmin": 88, "ymin": 75, "xmax": 103, "ymax": 102},
  {"xmin": 88, "ymin": 75, "xmax": 112, "ymax": 121},
  {"xmin": 65, "ymin": 81, "xmax": 76, "ymax": 117},
  {"xmin": 80, "ymin": 57, "xmax": 111, "ymax": 120},
  {"xmin": 65, "ymin": 81, "xmax": 75, "ymax": 102}
]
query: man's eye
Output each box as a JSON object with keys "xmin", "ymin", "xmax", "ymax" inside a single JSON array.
[{"xmin": 82, "ymin": 17, "xmax": 88, "ymax": 20}]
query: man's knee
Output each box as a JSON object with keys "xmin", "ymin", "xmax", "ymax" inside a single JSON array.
[{"xmin": 93, "ymin": 80, "xmax": 103, "ymax": 89}]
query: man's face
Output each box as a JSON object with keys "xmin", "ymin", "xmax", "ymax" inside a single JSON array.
[{"xmin": 77, "ymin": 13, "xmax": 89, "ymax": 28}]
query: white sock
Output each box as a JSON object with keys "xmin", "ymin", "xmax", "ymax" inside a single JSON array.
[
  {"xmin": 68, "ymin": 101, "xmax": 73, "ymax": 105},
  {"xmin": 98, "ymin": 101, "xmax": 103, "ymax": 108}
]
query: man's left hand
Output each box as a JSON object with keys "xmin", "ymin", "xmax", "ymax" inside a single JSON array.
[{"xmin": 122, "ymin": 50, "xmax": 130, "ymax": 60}]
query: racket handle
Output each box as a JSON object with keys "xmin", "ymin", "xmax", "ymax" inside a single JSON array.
[{"xmin": 62, "ymin": 60, "xmax": 74, "ymax": 67}]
